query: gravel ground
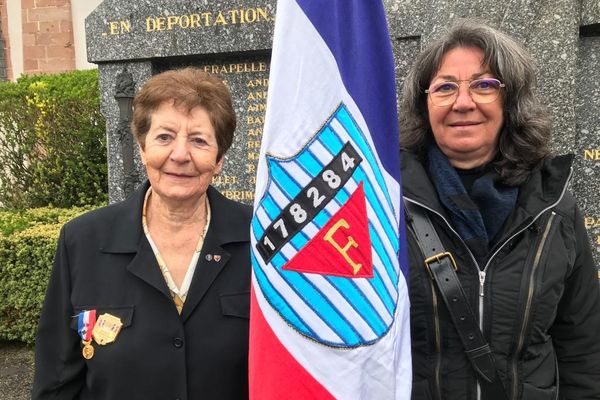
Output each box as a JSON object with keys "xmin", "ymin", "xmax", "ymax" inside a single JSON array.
[{"xmin": 0, "ymin": 341, "xmax": 34, "ymax": 400}]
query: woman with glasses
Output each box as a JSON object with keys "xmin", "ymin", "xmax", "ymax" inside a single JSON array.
[{"xmin": 400, "ymin": 20, "xmax": 600, "ymax": 400}]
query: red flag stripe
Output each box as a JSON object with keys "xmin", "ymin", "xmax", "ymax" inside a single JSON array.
[{"xmin": 249, "ymin": 287, "xmax": 335, "ymax": 399}]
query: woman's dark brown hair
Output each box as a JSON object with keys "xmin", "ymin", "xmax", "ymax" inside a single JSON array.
[{"xmin": 132, "ymin": 67, "xmax": 236, "ymax": 161}]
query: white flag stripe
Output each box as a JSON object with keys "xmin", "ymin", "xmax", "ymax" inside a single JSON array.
[
  {"xmin": 353, "ymin": 277, "xmax": 394, "ymax": 325},
  {"xmin": 266, "ymin": 177, "xmax": 293, "ymax": 208},
  {"xmin": 303, "ymin": 139, "xmax": 334, "ymax": 167},
  {"xmin": 255, "ymin": 179, "xmax": 398, "ymax": 305}
]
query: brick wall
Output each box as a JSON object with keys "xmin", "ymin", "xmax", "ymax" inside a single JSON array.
[
  {"xmin": 0, "ymin": 0, "xmax": 10, "ymax": 80},
  {"xmin": 22, "ymin": 0, "xmax": 75, "ymax": 74}
]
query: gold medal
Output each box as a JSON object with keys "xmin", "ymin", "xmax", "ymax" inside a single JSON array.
[
  {"xmin": 82, "ymin": 340, "xmax": 94, "ymax": 359},
  {"xmin": 92, "ymin": 313, "xmax": 123, "ymax": 345}
]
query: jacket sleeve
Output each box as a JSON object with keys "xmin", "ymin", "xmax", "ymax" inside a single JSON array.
[
  {"xmin": 550, "ymin": 205, "xmax": 600, "ymax": 400},
  {"xmin": 32, "ymin": 226, "xmax": 85, "ymax": 399}
]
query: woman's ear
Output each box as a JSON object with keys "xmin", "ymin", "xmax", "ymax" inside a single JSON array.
[
  {"xmin": 214, "ymin": 157, "xmax": 224, "ymax": 175},
  {"xmin": 138, "ymin": 141, "xmax": 146, "ymax": 165},
  {"xmin": 213, "ymin": 156, "xmax": 225, "ymax": 175}
]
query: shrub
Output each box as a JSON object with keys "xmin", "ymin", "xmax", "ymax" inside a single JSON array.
[
  {"xmin": 0, "ymin": 69, "xmax": 107, "ymax": 209},
  {"xmin": 0, "ymin": 207, "xmax": 92, "ymax": 343},
  {"xmin": 0, "ymin": 206, "xmax": 90, "ymax": 236}
]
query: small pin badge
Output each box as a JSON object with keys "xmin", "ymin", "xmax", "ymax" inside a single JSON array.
[
  {"xmin": 205, "ymin": 254, "xmax": 213, "ymax": 261},
  {"xmin": 213, "ymin": 255, "xmax": 221, "ymax": 262}
]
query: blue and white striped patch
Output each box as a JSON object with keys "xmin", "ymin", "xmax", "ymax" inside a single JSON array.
[{"xmin": 251, "ymin": 103, "xmax": 400, "ymax": 348}]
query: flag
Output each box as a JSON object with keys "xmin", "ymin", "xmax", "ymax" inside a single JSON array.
[{"xmin": 249, "ymin": 0, "xmax": 411, "ymax": 398}]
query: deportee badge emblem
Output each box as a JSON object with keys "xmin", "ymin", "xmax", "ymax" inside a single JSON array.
[{"xmin": 251, "ymin": 103, "xmax": 401, "ymax": 348}]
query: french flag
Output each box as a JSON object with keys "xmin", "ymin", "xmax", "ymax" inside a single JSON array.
[{"xmin": 249, "ymin": 1, "xmax": 411, "ymax": 398}]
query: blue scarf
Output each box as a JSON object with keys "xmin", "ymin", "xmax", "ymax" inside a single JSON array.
[{"xmin": 427, "ymin": 146, "xmax": 518, "ymax": 268}]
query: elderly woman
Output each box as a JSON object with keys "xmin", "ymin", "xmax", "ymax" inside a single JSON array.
[
  {"xmin": 400, "ymin": 20, "xmax": 600, "ymax": 400},
  {"xmin": 32, "ymin": 68, "xmax": 251, "ymax": 399}
]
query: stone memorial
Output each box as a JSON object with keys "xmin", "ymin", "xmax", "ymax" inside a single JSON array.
[{"xmin": 86, "ymin": 0, "xmax": 600, "ymax": 266}]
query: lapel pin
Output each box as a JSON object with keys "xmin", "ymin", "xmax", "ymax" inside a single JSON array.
[
  {"xmin": 214, "ymin": 255, "xmax": 221, "ymax": 262},
  {"xmin": 205, "ymin": 254, "xmax": 213, "ymax": 261}
]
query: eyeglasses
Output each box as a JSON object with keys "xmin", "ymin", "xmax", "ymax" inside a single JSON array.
[{"xmin": 425, "ymin": 78, "xmax": 505, "ymax": 107}]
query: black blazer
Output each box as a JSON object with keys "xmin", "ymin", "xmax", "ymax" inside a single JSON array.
[{"xmin": 32, "ymin": 182, "xmax": 252, "ymax": 400}]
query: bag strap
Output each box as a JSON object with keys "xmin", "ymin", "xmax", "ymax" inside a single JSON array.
[{"xmin": 404, "ymin": 200, "xmax": 509, "ymax": 400}]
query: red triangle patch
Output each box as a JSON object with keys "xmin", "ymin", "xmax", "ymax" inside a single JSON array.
[{"xmin": 283, "ymin": 182, "xmax": 372, "ymax": 278}]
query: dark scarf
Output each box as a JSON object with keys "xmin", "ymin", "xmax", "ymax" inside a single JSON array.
[{"xmin": 427, "ymin": 146, "xmax": 518, "ymax": 268}]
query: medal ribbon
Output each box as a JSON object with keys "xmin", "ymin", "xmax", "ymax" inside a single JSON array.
[{"xmin": 77, "ymin": 310, "xmax": 97, "ymax": 341}]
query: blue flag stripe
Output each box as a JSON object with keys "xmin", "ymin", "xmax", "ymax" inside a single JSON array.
[
  {"xmin": 264, "ymin": 224, "xmax": 393, "ymax": 340},
  {"xmin": 322, "ymin": 276, "xmax": 387, "ymax": 334},
  {"xmin": 329, "ymin": 186, "xmax": 398, "ymax": 310},
  {"xmin": 314, "ymin": 106, "xmax": 398, "ymax": 244},
  {"xmin": 295, "ymin": 0, "xmax": 400, "ymax": 181},
  {"xmin": 268, "ymin": 161, "xmax": 302, "ymax": 200}
]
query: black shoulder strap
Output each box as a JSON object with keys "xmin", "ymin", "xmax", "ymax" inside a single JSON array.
[{"xmin": 404, "ymin": 200, "xmax": 509, "ymax": 400}]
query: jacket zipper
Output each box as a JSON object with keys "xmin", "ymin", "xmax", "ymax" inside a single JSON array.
[
  {"xmin": 405, "ymin": 165, "xmax": 572, "ymax": 400},
  {"xmin": 510, "ymin": 212, "xmax": 557, "ymax": 399}
]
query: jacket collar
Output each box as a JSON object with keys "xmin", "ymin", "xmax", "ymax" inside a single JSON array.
[
  {"xmin": 100, "ymin": 182, "xmax": 250, "ymax": 253},
  {"xmin": 180, "ymin": 185, "xmax": 250, "ymax": 321},
  {"xmin": 508, "ymin": 154, "xmax": 573, "ymax": 229},
  {"xmin": 99, "ymin": 181, "xmax": 149, "ymax": 254},
  {"xmin": 100, "ymin": 181, "xmax": 251, "ymax": 321},
  {"xmin": 401, "ymin": 151, "xmax": 446, "ymax": 213}
]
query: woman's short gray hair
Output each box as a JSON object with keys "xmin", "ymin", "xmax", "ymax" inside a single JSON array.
[{"xmin": 400, "ymin": 19, "xmax": 552, "ymax": 185}]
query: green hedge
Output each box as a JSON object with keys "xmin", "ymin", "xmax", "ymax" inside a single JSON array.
[
  {"xmin": 0, "ymin": 69, "xmax": 107, "ymax": 209},
  {"xmin": 0, "ymin": 207, "xmax": 92, "ymax": 343}
]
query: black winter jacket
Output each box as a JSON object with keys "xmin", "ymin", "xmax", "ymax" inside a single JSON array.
[{"xmin": 402, "ymin": 152, "xmax": 600, "ymax": 400}]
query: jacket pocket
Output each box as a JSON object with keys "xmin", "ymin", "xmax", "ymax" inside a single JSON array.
[
  {"xmin": 220, "ymin": 292, "xmax": 250, "ymax": 319},
  {"xmin": 521, "ymin": 382, "xmax": 557, "ymax": 400},
  {"xmin": 70, "ymin": 305, "xmax": 134, "ymax": 331}
]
